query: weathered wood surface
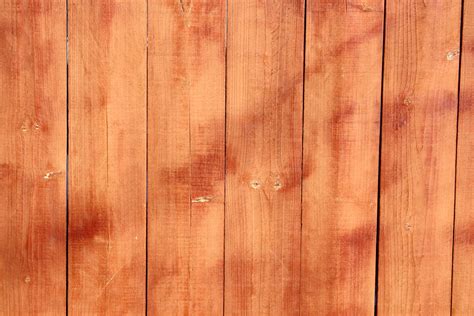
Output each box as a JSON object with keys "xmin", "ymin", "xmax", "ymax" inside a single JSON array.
[
  {"xmin": 68, "ymin": 1, "xmax": 147, "ymax": 313},
  {"xmin": 225, "ymin": 0, "xmax": 305, "ymax": 313},
  {"xmin": 301, "ymin": 0, "xmax": 384, "ymax": 313},
  {"xmin": 147, "ymin": 0, "xmax": 226, "ymax": 314},
  {"xmin": 0, "ymin": 1, "xmax": 66, "ymax": 314},
  {"xmin": 0, "ymin": 0, "xmax": 472, "ymax": 313},
  {"xmin": 378, "ymin": 0, "xmax": 461, "ymax": 314}
]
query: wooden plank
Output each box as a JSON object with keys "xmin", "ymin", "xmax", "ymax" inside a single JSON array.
[
  {"xmin": 68, "ymin": 1, "xmax": 147, "ymax": 313},
  {"xmin": 452, "ymin": 1, "xmax": 474, "ymax": 314},
  {"xmin": 301, "ymin": 0, "xmax": 384, "ymax": 313},
  {"xmin": 147, "ymin": 0, "xmax": 226, "ymax": 314},
  {"xmin": 225, "ymin": 0, "xmax": 304, "ymax": 313},
  {"xmin": 0, "ymin": 1, "xmax": 66, "ymax": 314},
  {"xmin": 378, "ymin": 0, "xmax": 461, "ymax": 314}
]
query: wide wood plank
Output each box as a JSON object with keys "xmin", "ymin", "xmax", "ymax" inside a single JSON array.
[
  {"xmin": 301, "ymin": 0, "xmax": 384, "ymax": 313},
  {"xmin": 147, "ymin": 0, "xmax": 226, "ymax": 314},
  {"xmin": 378, "ymin": 0, "xmax": 461, "ymax": 314},
  {"xmin": 0, "ymin": 1, "xmax": 66, "ymax": 314},
  {"xmin": 452, "ymin": 1, "xmax": 474, "ymax": 314},
  {"xmin": 68, "ymin": 1, "xmax": 147, "ymax": 313},
  {"xmin": 225, "ymin": 0, "xmax": 304, "ymax": 313}
]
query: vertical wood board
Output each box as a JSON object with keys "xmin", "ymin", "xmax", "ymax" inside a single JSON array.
[
  {"xmin": 301, "ymin": 0, "xmax": 384, "ymax": 313},
  {"xmin": 68, "ymin": 1, "xmax": 147, "ymax": 313},
  {"xmin": 147, "ymin": 0, "xmax": 226, "ymax": 314},
  {"xmin": 378, "ymin": 0, "xmax": 461, "ymax": 314},
  {"xmin": 0, "ymin": 1, "xmax": 67, "ymax": 314},
  {"xmin": 225, "ymin": 0, "xmax": 305, "ymax": 313}
]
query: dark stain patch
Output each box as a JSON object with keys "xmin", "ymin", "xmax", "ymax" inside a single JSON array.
[
  {"xmin": 328, "ymin": 101, "xmax": 358, "ymax": 180},
  {"xmin": 0, "ymin": 163, "xmax": 12, "ymax": 180},
  {"xmin": 99, "ymin": 0, "xmax": 116, "ymax": 27},
  {"xmin": 340, "ymin": 223, "xmax": 377, "ymax": 252},
  {"xmin": 459, "ymin": 91, "xmax": 473, "ymax": 114},
  {"xmin": 455, "ymin": 222, "xmax": 474, "ymax": 245},
  {"xmin": 158, "ymin": 165, "xmax": 190, "ymax": 186},
  {"xmin": 191, "ymin": 150, "xmax": 225, "ymax": 196},
  {"xmin": 68, "ymin": 204, "xmax": 110, "ymax": 244},
  {"xmin": 334, "ymin": 223, "xmax": 377, "ymax": 283},
  {"xmin": 331, "ymin": 21, "xmax": 382, "ymax": 58},
  {"xmin": 302, "ymin": 154, "xmax": 313, "ymax": 180},
  {"xmin": 436, "ymin": 91, "xmax": 457, "ymax": 112},
  {"xmin": 331, "ymin": 101, "xmax": 356, "ymax": 125},
  {"xmin": 168, "ymin": 1, "xmax": 225, "ymax": 64}
]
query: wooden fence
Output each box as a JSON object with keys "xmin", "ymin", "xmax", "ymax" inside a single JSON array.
[{"xmin": 0, "ymin": 0, "xmax": 472, "ymax": 314}]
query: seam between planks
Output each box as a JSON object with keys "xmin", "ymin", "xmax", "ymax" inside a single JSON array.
[
  {"xmin": 223, "ymin": 0, "xmax": 228, "ymax": 314},
  {"xmin": 374, "ymin": 0, "xmax": 388, "ymax": 314},
  {"xmin": 450, "ymin": 1, "xmax": 466, "ymax": 315},
  {"xmin": 66, "ymin": 0, "xmax": 70, "ymax": 314},
  {"xmin": 145, "ymin": 0, "xmax": 149, "ymax": 314},
  {"xmin": 298, "ymin": 0, "xmax": 308, "ymax": 315}
]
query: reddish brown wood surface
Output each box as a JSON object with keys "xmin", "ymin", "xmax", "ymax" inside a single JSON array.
[
  {"xmin": 1, "ymin": 1, "xmax": 473, "ymax": 313},
  {"xmin": 0, "ymin": 1, "xmax": 66, "ymax": 314},
  {"xmin": 301, "ymin": 0, "xmax": 384, "ymax": 313},
  {"xmin": 225, "ymin": 0, "xmax": 305, "ymax": 313},
  {"xmin": 147, "ymin": 0, "xmax": 226, "ymax": 314},
  {"xmin": 452, "ymin": 1, "xmax": 474, "ymax": 314},
  {"xmin": 378, "ymin": 0, "xmax": 461, "ymax": 314},
  {"xmin": 68, "ymin": 1, "xmax": 147, "ymax": 313}
]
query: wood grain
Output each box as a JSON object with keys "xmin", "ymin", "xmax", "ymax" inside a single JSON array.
[
  {"xmin": 0, "ymin": 1, "xmax": 66, "ymax": 314},
  {"xmin": 301, "ymin": 0, "xmax": 384, "ymax": 313},
  {"xmin": 147, "ymin": 0, "xmax": 226, "ymax": 314},
  {"xmin": 68, "ymin": 1, "xmax": 147, "ymax": 313},
  {"xmin": 378, "ymin": 0, "xmax": 461, "ymax": 314},
  {"xmin": 452, "ymin": 1, "xmax": 474, "ymax": 314},
  {"xmin": 225, "ymin": 0, "xmax": 304, "ymax": 313},
  {"xmin": 0, "ymin": 0, "xmax": 66, "ymax": 315}
]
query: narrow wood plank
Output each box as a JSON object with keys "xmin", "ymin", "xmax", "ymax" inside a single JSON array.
[
  {"xmin": 147, "ymin": 0, "xmax": 226, "ymax": 314},
  {"xmin": 452, "ymin": 1, "xmax": 474, "ymax": 314},
  {"xmin": 0, "ymin": 1, "xmax": 66, "ymax": 314},
  {"xmin": 225, "ymin": 0, "xmax": 304, "ymax": 313},
  {"xmin": 301, "ymin": 0, "xmax": 384, "ymax": 313},
  {"xmin": 68, "ymin": 1, "xmax": 147, "ymax": 313},
  {"xmin": 378, "ymin": 0, "xmax": 461, "ymax": 314}
]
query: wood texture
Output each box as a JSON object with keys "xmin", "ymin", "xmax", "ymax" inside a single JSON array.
[
  {"xmin": 225, "ymin": 0, "xmax": 304, "ymax": 313},
  {"xmin": 2, "ymin": 1, "xmax": 474, "ymax": 313},
  {"xmin": 378, "ymin": 0, "xmax": 461, "ymax": 314},
  {"xmin": 452, "ymin": 1, "xmax": 474, "ymax": 314},
  {"xmin": 301, "ymin": 0, "xmax": 384, "ymax": 313},
  {"xmin": 147, "ymin": 0, "xmax": 226, "ymax": 314},
  {"xmin": 68, "ymin": 1, "xmax": 147, "ymax": 313},
  {"xmin": 0, "ymin": 1, "xmax": 66, "ymax": 314}
]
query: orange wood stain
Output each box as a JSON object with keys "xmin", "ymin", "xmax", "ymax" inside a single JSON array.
[{"xmin": 0, "ymin": 0, "xmax": 470, "ymax": 314}]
